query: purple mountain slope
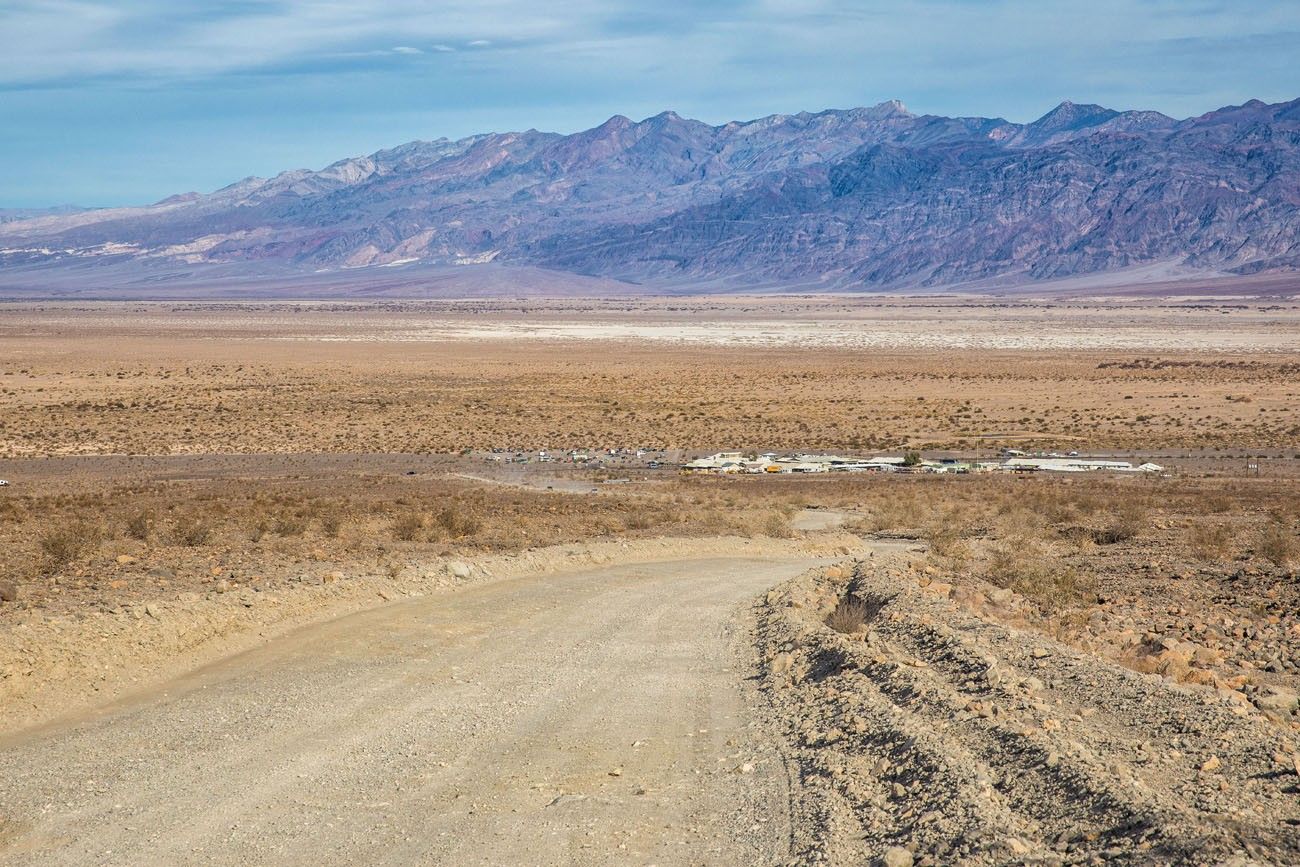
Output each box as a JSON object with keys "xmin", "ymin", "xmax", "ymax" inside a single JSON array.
[{"xmin": 2, "ymin": 97, "xmax": 1298, "ymax": 294}]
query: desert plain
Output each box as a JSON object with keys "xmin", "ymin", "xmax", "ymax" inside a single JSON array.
[{"xmin": 1, "ymin": 294, "xmax": 1299, "ymax": 866}]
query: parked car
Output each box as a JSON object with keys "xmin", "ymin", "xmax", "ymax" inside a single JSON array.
[{"xmin": 0, "ymin": 480, "xmax": 9, "ymax": 486}]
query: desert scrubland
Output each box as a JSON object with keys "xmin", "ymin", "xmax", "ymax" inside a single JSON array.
[
  {"xmin": 0, "ymin": 298, "xmax": 1299, "ymax": 456},
  {"xmin": 2, "ymin": 297, "xmax": 1299, "ymax": 865}
]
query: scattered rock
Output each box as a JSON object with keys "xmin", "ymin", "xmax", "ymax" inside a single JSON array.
[
  {"xmin": 115, "ymin": 554, "xmax": 137, "ymax": 565},
  {"xmin": 988, "ymin": 587, "xmax": 1017, "ymax": 606},
  {"xmin": 922, "ymin": 581, "xmax": 952, "ymax": 598},
  {"xmin": 447, "ymin": 561, "xmax": 473, "ymax": 580},
  {"xmin": 0, "ymin": 582, "xmax": 21, "ymax": 603},
  {"xmin": 1254, "ymin": 687, "xmax": 1298, "ymax": 716},
  {"xmin": 143, "ymin": 603, "xmax": 161, "ymax": 619},
  {"xmin": 881, "ymin": 845, "xmax": 914, "ymax": 867},
  {"xmin": 546, "ymin": 794, "xmax": 587, "ymax": 808}
]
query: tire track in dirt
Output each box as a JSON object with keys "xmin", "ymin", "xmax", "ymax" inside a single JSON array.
[{"xmin": 754, "ymin": 551, "xmax": 1300, "ymax": 865}]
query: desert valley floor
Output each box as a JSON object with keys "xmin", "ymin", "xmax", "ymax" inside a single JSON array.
[{"xmin": 1, "ymin": 295, "xmax": 1298, "ymax": 866}]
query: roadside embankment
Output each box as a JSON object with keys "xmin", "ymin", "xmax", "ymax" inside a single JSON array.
[
  {"xmin": 1, "ymin": 531, "xmax": 864, "ymax": 739},
  {"xmin": 752, "ymin": 551, "xmax": 1300, "ymax": 866}
]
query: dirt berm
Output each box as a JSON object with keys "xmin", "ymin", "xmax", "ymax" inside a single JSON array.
[{"xmin": 753, "ymin": 551, "xmax": 1300, "ymax": 866}]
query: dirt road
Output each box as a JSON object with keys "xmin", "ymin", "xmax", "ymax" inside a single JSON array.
[{"xmin": 0, "ymin": 557, "xmax": 817, "ymax": 866}]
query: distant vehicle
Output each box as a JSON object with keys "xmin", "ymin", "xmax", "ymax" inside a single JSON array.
[
  {"xmin": 0, "ymin": 479, "xmax": 8, "ymax": 486},
  {"xmin": 1067, "ymin": 450, "xmax": 1080, "ymax": 457}
]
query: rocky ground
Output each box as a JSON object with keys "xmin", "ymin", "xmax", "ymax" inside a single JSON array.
[{"xmin": 753, "ymin": 553, "xmax": 1300, "ymax": 866}]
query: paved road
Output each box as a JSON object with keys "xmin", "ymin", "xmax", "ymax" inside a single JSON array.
[{"xmin": 0, "ymin": 557, "xmax": 817, "ymax": 866}]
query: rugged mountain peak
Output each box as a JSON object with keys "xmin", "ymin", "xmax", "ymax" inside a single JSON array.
[
  {"xmin": 1031, "ymin": 100, "xmax": 1119, "ymax": 132},
  {"xmin": 154, "ymin": 192, "xmax": 201, "ymax": 206},
  {"xmin": 3, "ymin": 96, "xmax": 1298, "ymax": 292},
  {"xmin": 868, "ymin": 99, "xmax": 911, "ymax": 117},
  {"xmin": 595, "ymin": 114, "xmax": 634, "ymax": 133}
]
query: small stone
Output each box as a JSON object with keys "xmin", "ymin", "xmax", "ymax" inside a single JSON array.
[
  {"xmin": 1031, "ymin": 647, "xmax": 1051, "ymax": 659},
  {"xmin": 1253, "ymin": 687, "xmax": 1298, "ymax": 716},
  {"xmin": 881, "ymin": 846, "xmax": 914, "ymax": 867},
  {"xmin": 770, "ymin": 652, "xmax": 794, "ymax": 676},
  {"xmin": 608, "ymin": 767, "xmax": 623, "ymax": 777},
  {"xmin": 988, "ymin": 588, "xmax": 1016, "ymax": 606},
  {"xmin": 447, "ymin": 561, "xmax": 473, "ymax": 579},
  {"xmin": 1200, "ymin": 755, "xmax": 1222, "ymax": 774},
  {"xmin": 0, "ymin": 582, "xmax": 20, "ymax": 603},
  {"xmin": 144, "ymin": 603, "xmax": 161, "ymax": 619},
  {"xmin": 115, "ymin": 554, "xmax": 137, "ymax": 565}
]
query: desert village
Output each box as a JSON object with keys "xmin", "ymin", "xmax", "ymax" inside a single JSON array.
[
  {"xmin": 485, "ymin": 448, "xmax": 1165, "ymax": 475},
  {"xmin": 681, "ymin": 451, "xmax": 1165, "ymax": 475}
]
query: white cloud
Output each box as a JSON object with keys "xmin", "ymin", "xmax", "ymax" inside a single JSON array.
[{"xmin": 0, "ymin": 0, "xmax": 1296, "ymax": 126}]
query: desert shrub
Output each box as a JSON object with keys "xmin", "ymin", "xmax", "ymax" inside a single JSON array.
[
  {"xmin": 390, "ymin": 511, "xmax": 425, "ymax": 542},
  {"xmin": 435, "ymin": 504, "xmax": 482, "ymax": 538},
  {"xmin": 1257, "ymin": 520, "xmax": 1298, "ymax": 567},
  {"xmin": 318, "ymin": 510, "xmax": 343, "ymax": 538},
  {"xmin": 826, "ymin": 593, "xmax": 888, "ymax": 634},
  {"xmin": 1187, "ymin": 522, "xmax": 1234, "ymax": 562},
  {"xmin": 1094, "ymin": 501, "xmax": 1148, "ymax": 544},
  {"xmin": 622, "ymin": 508, "xmax": 656, "ymax": 531},
  {"xmin": 171, "ymin": 516, "xmax": 212, "ymax": 547},
  {"xmin": 763, "ymin": 511, "xmax": 793, "ymax": 538},
  {"xmin": 39, "ymin": 522, "xmax": 100, "ymax": 570},
  {"xmin": 125, "ymin": 510, "xmax": 153, "ymax": 541},
  {"xmin": 985, "ymin": 540, "xmax": 1094, "ymax": 608},
  {"xmin": 272, "ymin": 511, "xmax": 307, "ymax": 537},
  {"xmin": 927, "ymin": 510, "xmax": 972, "ymax": 560},
  {"xmin": 870, "ymin": 495, "xmax": 926, "ymax": 531}
]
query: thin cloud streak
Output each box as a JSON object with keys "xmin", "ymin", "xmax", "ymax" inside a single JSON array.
[{"xmin": 2, "ymin": 0, "xmax": 1298, "ymax": 206}]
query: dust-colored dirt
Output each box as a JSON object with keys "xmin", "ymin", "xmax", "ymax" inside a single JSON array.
[
  {"xmin": 755, "ymin": 554, "xmax": 1300, "ymax": 866},
  {"xmin": 2, "ymin": 297, "xmax": 1299, "ymax": 865},
  {"xmin": 1, "ymin": 299, "xmax": 1298, "ymax": 456},
  {"xmin": 0, "ymin": 554, "xmax": 820, "ymax": 866}
]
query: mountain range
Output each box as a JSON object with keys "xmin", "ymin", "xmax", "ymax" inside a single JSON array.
[{"xmin": 3, "ymin": 96, "xmax": 1299, "ymax": 296}]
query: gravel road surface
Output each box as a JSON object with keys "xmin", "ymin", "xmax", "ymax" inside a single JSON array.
[{"xmin": 0, "ymin": 556, "xmax": 817, "ymax": 866}]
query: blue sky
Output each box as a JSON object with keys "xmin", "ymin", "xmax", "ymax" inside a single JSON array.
[{"xmin": 3, "ymin": 0, "xmax": 1299, "ymax": 208}]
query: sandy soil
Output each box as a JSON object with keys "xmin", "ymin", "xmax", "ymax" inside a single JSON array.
[
  {"xmin": 5, "ymin": 538, "xmax": 1294, "ymax": 866},
  {"xmin": 1, "ymin": 299, "xmax": 1298, "ymax": 456},
  {"xmin": 1, "ymin": 297, "xmax": 1297, "ymax": 865},
  {"xmin": 0, "ymin": 554, "xmax": 822, "ymax": 866}
]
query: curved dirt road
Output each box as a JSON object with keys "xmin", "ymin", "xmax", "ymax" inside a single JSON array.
[{"xmin": 0, "ymin": 556, "xmax": 818, "ymax": 866}]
